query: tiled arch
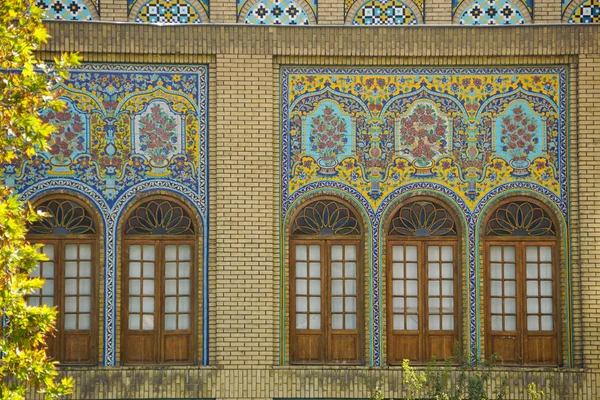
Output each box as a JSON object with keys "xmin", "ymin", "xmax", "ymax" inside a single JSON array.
[
  {"xmin": 36, "ymin": 0, "xmax": 99, "ymax": 20},
  {"xmin": 346, "ymin": 0, "xmax": 423, "ymax": 24},
  {"xmin": 564, "ymin": 0, "xmax": 600, "ymax": 23},
  {"xmin": 128, "ymin": 0, "xmax": 208, "ymax": 23},
  {"xmin": 453, "ymin": 0, "xmax": 532, "ymax": 24},
  {"xmin": 240, "ymin": 0, "xmax": 316, "ymax": 24}
]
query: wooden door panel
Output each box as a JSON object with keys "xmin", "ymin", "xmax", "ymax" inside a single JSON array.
[
  {"xmin": 427, "ymin": 334, "xmax": 455, "ymax": 362},
  {"xmin": 525, "ymin": 336, "xmax": 556, "ymax": 364},
  {"xmin": 163, "ymin": 334, "xmax": 191, "ymax": 363},
  {"xmin": 293, "ymin": 334, "xmax": 324, "ymax": 363},
  {"xmin": 490, "ymin": 336, "xmax": 520, "ymax": 363},
  {"xmin": 63, "ymin": 333, "xmax": 91, "ymax": 363},
  {"xmin": 330, "ymin": 333, "xmax": 358, "ymax": 363},
  {"xmin": 389, "ymin": 334, "xmax": 419, "ymax": 363},
  {"xmin": 124, "ymin": 334, "xmax": 155, "ymax": 364}
]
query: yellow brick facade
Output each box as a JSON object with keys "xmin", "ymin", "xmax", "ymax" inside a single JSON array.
[{"xmin": 24, "ymin": 15, "xmax": 600, "ymax": 399}]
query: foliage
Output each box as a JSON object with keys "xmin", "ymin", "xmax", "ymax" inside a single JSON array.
[
  {"xmin": 0, "ymin": 0, "xmax": 80, "ymax": 398},
  {"xmin": 527, "ymin": 383, "xmax": 545, "ymax": 400},
  {"xmin": 402, "ymin": 358, "xmax": 427, "ymax": 400}
]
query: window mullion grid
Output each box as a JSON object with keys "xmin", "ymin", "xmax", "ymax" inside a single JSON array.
[
  {"xmin": 323, "ymin": 241, "xmax": 330, "ymax": 364},
  {"xmin": 157, "ymin": 242, "xmax": 164, "ymax": 363}
]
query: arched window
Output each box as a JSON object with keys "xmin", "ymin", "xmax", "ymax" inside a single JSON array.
[
  {"xmin": 386, "ymin": 199, "xmax": 459, "ymax": 364},
  {"xmin": 483, "ymin": 199, "xmax": 559, "ymax": 365},
  {"xmin": 290, "ymin": 199, "xmax": 363, "ymax": 364},
  {"xmin": 122, "ymin": 198, "xmax": 198, "ymax": 365},
  {"xmin": 28, "ymin": 198, "xmax": 99, "ymax": 365}
]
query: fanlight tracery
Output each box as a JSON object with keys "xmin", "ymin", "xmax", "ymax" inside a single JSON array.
[
  {"xmin": 292, "ymin": 200, "xmax": 360, "ymax": 235},
  {"xmin": 125, "ymin": 199, "xmax": 195, "ymax": 235},
  {"xmin": 389, "ymin": 200, "xmax": 457, "ymax": 236},
  {"xmin": 485, "ymin": 201, "xmax": 556, "ymax": 236},
  {"xmin": 30, "ymin": 199, "xmax": 96, "ymax": 235}
]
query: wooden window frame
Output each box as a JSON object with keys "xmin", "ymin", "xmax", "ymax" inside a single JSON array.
[
  {"xmin": 27, "ymin": 235, "xmax": 99, "ymax": 366},
  {"xmin": 121, "ymin": 235, "xmax": 198, "ymax": 366},
  {"xmin": 482, "ymin": 197, "xmax": 561, "ymax": 366},
  {"xmin": 386, "ymin": 236, "xmax": 460, "ymax": 365},
  {"xmin": 290, "ymin": 235, "xmax": 364, "ymax": 365}
]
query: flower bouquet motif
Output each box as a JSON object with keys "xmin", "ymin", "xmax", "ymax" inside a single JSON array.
[
  {"xmin": 398, "ymin": 103, "xmax": 448, "ymax": 169},
  {"xmin": 42, "ymin": 110, "xmax": 86, "ymax": 166},
  {"xmin": 138, "ymin": 103, "xmax": 178, "ymax": 167},
  {"xmin": 499, "ymin": 105, "xmax": 539, "ymax": 174},
  {"xmin": 309, "ymin": 106, "xmax": 349, "ymax": 175}
]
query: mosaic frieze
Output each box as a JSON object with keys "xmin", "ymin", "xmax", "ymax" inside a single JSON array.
[
  {"xmin": 280, "ymin": 67, "xmax": 568, "ymax": 366},
  {"xmin": 568, "ymin": 0, "xmax": 600, "ymax": 22},
  {"xmin": 352, "ymin": 0, "xmax": 418, "ymax": 25},
  {"xmin": 36, "ymin": 0, "xmax": 95, "ymax": 20},
  {"xmin": 452, "ymin": 0, "xmax": 531, "ymax": 21},
  {"xmin": 239, "ymin": 0, "xmax": 316, "ymax": 23},
  {"xmin": 134, "ymin": 0, "xmax": 203, "ymax": 23}
]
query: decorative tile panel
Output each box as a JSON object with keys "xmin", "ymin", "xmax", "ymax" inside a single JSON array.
[
  {"xmin": 568, "ymin": 0, "xmax": 600, "ymax": 22},
  {"xmin": 239, "ymin": 0, "xmax": 316, "ymax": 21},
  {"xmin": 134, "ymin": 0, "xmax": 203, "ymax": 23},
  {"xmin": 458, "ymin": 0, "xmax": 526, "ymax": 24},
  {"xmin": 280, "ymin": 67, "xmax": 569, "ymax": 366},
  {"xmin": 36, "ymin": 0, "xmax": 94, "ymax": 20},
  {"xmin": 352, "ymin": 0, "xmax": 418, "ymax": 25},
  {"xmin": 1, "ymin": 64, "xmax": 209, "ymax": 367},
  {"xmin": 244, "ymin": 0, "xmax": 311, "ymax": 24}
]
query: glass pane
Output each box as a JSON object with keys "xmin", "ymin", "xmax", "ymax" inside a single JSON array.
[
  {"xmin": 143, "ymin": 262, "xmax": 154, "ymax": 278},
  {"xmin": 179, "ymin": 296, "xmax": 190, "ymax": 312},
  {"xmin": 80, "ymin": 296, "xmax": 91, "ymax": 312},
  {"xmin": 179, "ymin": 245, "xmax": 191, "ymax": 261},
  {"xmin": 393, "ymin": 263, "xmax": 404, "ymax": 279},
  {"xmin": 143, "ymin": 280, "xmax": 155, "ymax": 295},
  {"xmin": 331, "ymin": 280, "xmax": 343, "ymax": 295},
  {"xmin": 296, "ymin": 314, "xmax": 307, "ymax": 329},
  {"xmin": 504, "ymin": 264, "xmax": 515, "ymax": 279},
  {"xmin": 541, "ymin": 298, "xmax": 553, "ymax": 314},
  {"xmin": 345, "ymin": 280, "xmax": 357, "ymax": 295},
  {"xmin": 490, "ymin": 264, "xmax": 502, "ymax": 279},
  {"xmin": 129, "ymin": 279, "xmax": 141, "ymax": 295},
  {"xmin": 296, "ymin": 280, "xmax": 307, "ymax": 295},
  {"xmin": 42, "ymin": 262, "xmax": 55, "ymax": 278},
  {"xmin": 296, "ymin": 245, "xmax": 307, "ymax": 260},
  {"xmin": 331, "ymin": 262, "xmax": 343, "ymax": 278},
  {"xmin": 540, "ymin": 264, "xmax": 552, "ymax": 279},
  {"xmin": 332, "ymin": 297, "xmax": 343, "ymax": 312},
  {"xmin": 178, "ymin": 315, "xmax": 190, "ymax": 330},
  {"xmin": 345, "ymin": 297, "xmax": 356, "ymax": 312},
  {"xmin": 42, "ymin": 296, "xmax": 54, "ymax": 306},
  {"xmin": 143, "ymin": 245, "xmax": 155, "ymax": 261},
  {"xmin": 165, "ymin": 280, "xmax": 177, "ymax": 295},
  {"xmin": 527, "ymin": 298, "xmax": 539, "ymax": 314},
  {"xmin": 309, "ymin": 245, "xmax": 320, "ymax": 260},
  {"xmin": 490, "ymin": 246, "xmax": 502, "ymax": 262},
  {"xmin": 331, "ymin": 245, "xmax": 343, "ymax": 261},
  {"xmin": 527, "ymin": 316, "xmax": 539, "ymax": 331},
  {"xmin": 541, "ymin": 316, "xmax": 553, "ymax": 331},
  {"xmin": 142, "ymin": 314, "xmax": 154, "ymax": 330},
  {"xmin": 428, "ymin": 281, "xmax": 440, "ymax": 296},
  {"xmin": 309, "ymin": 279, "xmax": 321, "ymax": 295},
  {"xmin": 129, "ymin": 297, "xmax": 140, "ymax": 312},
  {"xmin": 143, "ymin": 297, "xmax": 154, "ymax": 313},
  {"xmin": 503, "ymin": 246, "xmax": 516, "ymax": 262},
  {"xmin": 309, "ymin": 262, "xmax": 320, "ymax": 278},
  {"xmin": 331, "ymin": 314, "xmax": 343, "ymax": 330},
  {"xmin": 296, "ymin": 296, "xmax": 307, "ymax": 312},
  {"xmin": 491, "ymin": 298, "xmax": 502, "ymax": 314},
  {"xmin": 129, "ymin": 262, "xmax": 141, "ymax": 278},
  {"xmin": 79, "ymin": 261, "xmax": 91, "ymax": 277},
  {"xmin": 79, "ymin": 279, "xmax": 91, "ymax": 295},
  {"xmin": 442, "ymin": 246, "xmax": 453, "ymax": 261},
  {"xmin": 441, "ymin": 263, "xmax": 453, "ymax": 278},
  {"xmin": 393, "ymin": 246, "xmax": 404, "ymax": 261},
  {"xmin": 428, "ymin": 263, "xmax": 440, "ymax": 279},
  {"xmin": 165, "ymin": 315, "xmax": 177, "ymax": 330},
  {"xmin": 406, "ymin": 281, "xmax": 418, "ymax": 296},
  {"xmin": 309, "ymin": 314, "xmax": 321, "ymax": 329},
  {"xmin": 346, "ymin": 262, "xmax": 356, "ymax": 278},
  {"xmin": 504, "ymin": 281, "xmax": 516, "ymax": 297},
  {"xmin": 65, "ymin": 244, "xmax": 78, "ymax": 260},
  {"xmin": 179, "ymin": 280, "xmax": 190, "ymax": 295},
  {"xmin": 296, "ymin": 262, "xmax": 308, "ymax": 278},
  {"xmin": 406, "ymin": 246, "xmax": 417, "ymax": 262},
  {"xmin": 179, "ymin": 262, "xmax": 190, "ymax": 278},
  {"xmin": 309, "ymin": 297, "xmax": 320, "ymax": 312},
  {"xmin": 428, "ymin": 297, "xmax": 440, "ymax": 312},
  {"xmin": 393, "ymin": 315, "xmax": 404, "ymax": 330},
  {"xmin": 165, "ymin": 297, "xmax": 177, "ymax": 313},
  {"xmin": 129, "ymin": 314, "xmax": 140, "ymax": 330},
  {"xmin": 491, "ymin": 315, "xmax": 502, "ymax": 331},
  {"xmin": 504, "ymin": 316, "xmax": 517, "ymax": 331},
  {"xmin": 526, "ymin": 264, "xmax": 538, "ymax": 279},
  {"xmin": 43, "ymin": 280, "xmax": 55, "ymax": 296},
  {"xmin": 43, "ymin": 245, "xmax": 55, "ymax": 260},
  {"xmin": 65, "ymin": 261, "xmax": 78, "ymax": 277},
  {"xmin": 64, "ymin": 314, "xmax": 77, "ymax": 330},
  {"xmin": 345, "ymin": 314, "xmax": 356, "ymax": 330},
  {"xmin": 129, "ymin": 245, "xmax": 141, "ymax": 261},
  {"xmin": 79, "ymin": 314, "xmax": 91, "ymax": 330},
  {"xmin": 79, "ymin": 244, "xmax": 91, "ymax": 259},
  {"xmin": 442, "ymin": 281, "xmax": 453, "ymax": 296},
  {"xmin": 65, "ymin": 297, "xmax": 77, "ymax": 312},
  {"xmin": 406, "ymin": 263, "xmax": 418, "ymax": 279},
  {"xmin": 406, "ymin": 297, "xmax": 418, "ymax": 313},
  {"xmin": 65, "ymin": 279, "xmax": 77, "ymax": 295},
  {"xmin": 505, "ymin": 298, "xmax": 516, "ymax": 314},
  {"xmin": 429, "ymin": 315, "xmax": 440, "ymax": 330},
  {"xmin": 541, "ymin": 281, "xmax": 552, "ymax": 296},
  {"xmin": 540, "ymin": 246, "xmax": 552, "ymax": 262},
  {"xmin": 527, "ymin": 281, "xmax": 539, "ymax": 296},
  {"xmin": 526, "ymin": 246, "xmax": 538, "ymax": 262},
  {"xmin": 442, "ymin": 315, "xmax": 453, "ymax": 330},
  {"xmin": 428, "ymin": 246, "xmax": 439, "ymax": 262},
  {"xmin": 165, "ymin": 245, "xmax": 178, "ymax": 261},
  {"xmin": 345, "ymin": 245, "xmax": 356, "ymax": 261},
  {"xmin": 406, "ymin": 315, "xmax": 418, "ymax": 330}
]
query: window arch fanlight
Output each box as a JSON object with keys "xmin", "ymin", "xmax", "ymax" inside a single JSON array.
[
  {"xmin": 243, "ymin": 0, "xmax": 313, "ymax": 25},
  {"xmin": 35, "ymin": 0, "xmax": 96, "ymax": 21},
  {"xmin": 290, "ymin": 198, "xmax": 364, "ymax": 365},
  {"xmin": 134, "ymin": 0, "xmax": 203, "ymax": 23},
  {"xmin": 483, "ymin": 198, "xmax": 560, "ymax": 365},
  {"xmin": 27, "ymin": 197, "xmax": 99, "ymax": 365},
  {"xmin": 121, "ymin": 197, "xmax": 198, "ymax": 365},
  {"xmin": 456, "ymin": 0, "xmax": 529, "ymax": 25},
  {"xmin": 567, "ymin": 0, "xmax": 600, "ymax": 23},
  {"xmin": 386, "ymin": 199, "xmax": 459, "ymax": 364},
  {"xmin": 351, "ymin": 0, "xmax": 420, "ymax": 25}
]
